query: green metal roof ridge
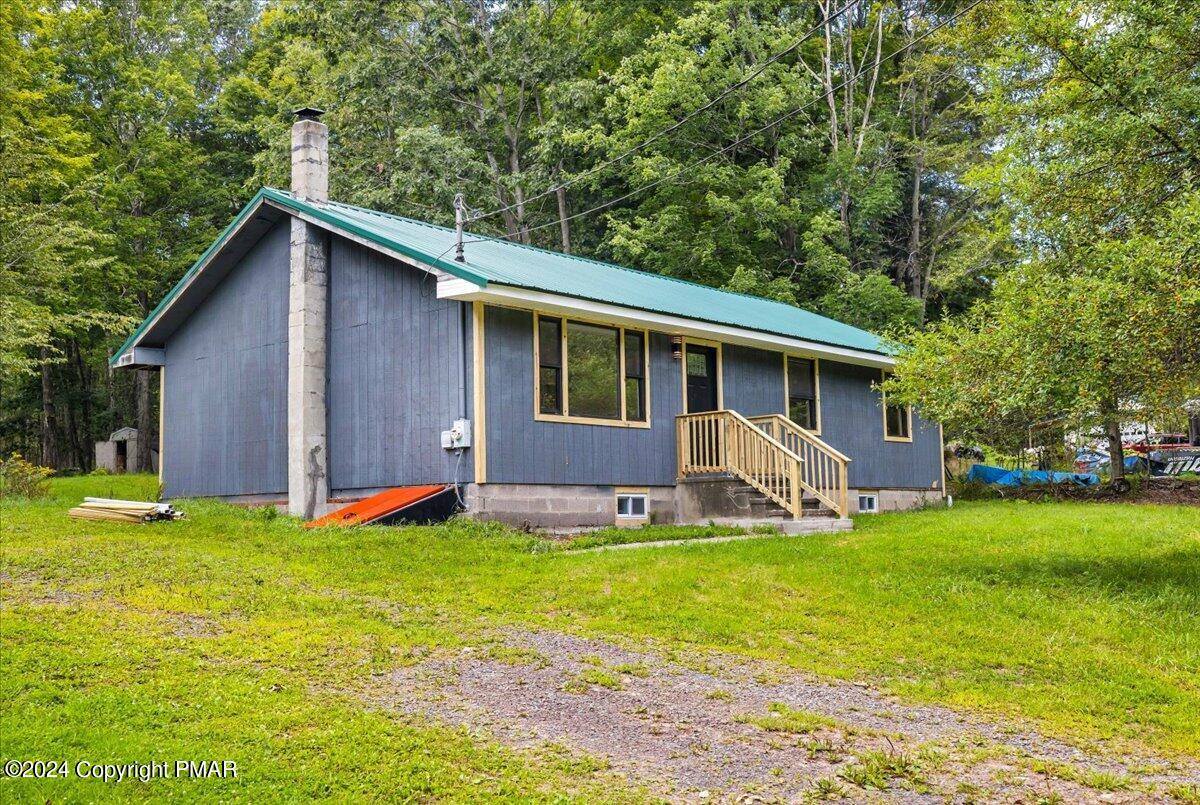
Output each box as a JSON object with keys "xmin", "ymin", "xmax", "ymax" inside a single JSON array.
[
  {"xmin": 110, "ymin": 188, "xmax": 272, "ymax": 366},
  {"xmin": 114, "ymin": 188, "xmax": 888, "ymax": 366},
  {"xmin": 260, "ymin": 189, "xmax": 490, "ymax": 286},
  {"xmin": 279, "ymin": 192, "xmax": 888, "ymax": 356}
]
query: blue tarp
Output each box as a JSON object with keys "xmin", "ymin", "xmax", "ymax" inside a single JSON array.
[{"xmin": 966, "ymin": 463, "xmax": 1099, "ymax": 487}]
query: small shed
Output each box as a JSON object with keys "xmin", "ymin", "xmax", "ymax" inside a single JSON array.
[{"xmin": 94, "ymin": 427, "xmax": 158, "ymax": 474}]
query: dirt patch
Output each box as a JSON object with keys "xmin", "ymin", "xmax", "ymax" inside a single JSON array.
[
  {"xmin": 355, "ymin": 629, "xmax": 1199, "ymax": 802},
  {"xmin": 0, "ymin": 569, "xmax": 91, "ymax": 606}
]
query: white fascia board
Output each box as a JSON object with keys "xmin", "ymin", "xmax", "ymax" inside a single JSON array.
[
  {"xmin": 437, "ymin": 282, "xmax": 896, "ymax": 368},
  {"xmin": 114, "ymin": 347, "xmax": 166, "ymax": 368}
]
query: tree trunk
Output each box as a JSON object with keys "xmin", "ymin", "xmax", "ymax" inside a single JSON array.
[
  {"xmin": 556, "ymin": 185, "xmax": 571, "ymax": 254},
  {"xmin": 135, "ymin": 368, "xmax": 153, "ymax": 473},
  {"xmin": 1105, "ymin": 417, "xmax": 1125, "ymax": 484},
  {"xmin": 72, "ymin": 339, "xmax": 94, "ymax": 470},
  {"xmin": 39, "ymin": 347, "xmax": 58, "ymax": 468}
]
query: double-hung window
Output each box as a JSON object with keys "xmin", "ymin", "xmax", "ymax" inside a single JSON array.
[
  {"xmin": 535, "ymin": 314, "xmax": 649, "ymax": 426},
  {"xmin": 785, "ymin": 356, "xmax": 819, "ymax": 431}
]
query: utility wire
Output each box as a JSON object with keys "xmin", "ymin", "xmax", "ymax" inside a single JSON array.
[
  {"xmin": 468, "ymin": 0, "xmax": 862, "ymax": 224},
  {"xmin": 477, "ymin": 0, "xmax": 986, "ymax": 243}
]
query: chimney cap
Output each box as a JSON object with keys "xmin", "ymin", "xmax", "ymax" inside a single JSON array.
[{"xmin": 292, "ymin": 107, "xmax": 325, "ymax": 122}]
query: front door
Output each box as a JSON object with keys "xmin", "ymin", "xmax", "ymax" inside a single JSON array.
[{"xmin": 685, "ymin": 344, "xmax": 719, "ymax": 413}]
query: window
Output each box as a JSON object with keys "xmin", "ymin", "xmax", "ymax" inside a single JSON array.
[
  {"xmin": 786, "ymin": 356, "xmax": 819, "ymax": 431},
  {"xmin": 567, "ymin": 321, "xmax": 621, "ymax": 418},
  {"xmin": 858, "ymin": 494, "xmax": 878, "ymax": 513},
  {"xmin": 624, "ymin": 331, "xmax": 646, "ymax": 421},
  {"xmin": 882, "ymin": 371, "xmax": 912, "ymax": 441},
  {"xmin": 538, "ymin": 317, "xmax": 562, "ymax": 415},
  {"xmin": 616, "ymin": 493, "xmax": 647, "ymax": 519},
  {"xmin": 534, "ymin": 314, "xmax": 649, "ymax": 426}
]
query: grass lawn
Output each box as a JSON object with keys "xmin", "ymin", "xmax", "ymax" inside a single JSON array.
[{"xmin": 2, "ymin": 475, "xmax": 1198, "ymax": 801}]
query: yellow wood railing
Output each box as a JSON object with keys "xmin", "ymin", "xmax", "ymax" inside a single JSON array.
[
  {"xmin": 748, "ymin": 414, "xmax": 850, "ymax": 517},
  {"xmin": 677, "ymin": 410, "xmax": 804, "ymax": 518}
]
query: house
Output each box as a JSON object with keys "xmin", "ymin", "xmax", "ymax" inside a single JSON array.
[{"xmin": 111, "ymin": 110, "xmax": 944, "ymax": 529}]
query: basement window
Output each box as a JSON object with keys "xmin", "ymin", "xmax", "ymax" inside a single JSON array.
[
  {"xmin": 858, "ymin": 494, "xmax": 878, "ymax": 514},
  {"xmin": 534, "ymin": 314, "xmax": 649, "ymax": 427},
  {"xmin": 616, "ymin": 493, "xmax": 647, "ymax": 519}
]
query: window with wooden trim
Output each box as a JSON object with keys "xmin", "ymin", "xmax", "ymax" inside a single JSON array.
[
  {"xmin": 882, "ymin": 372, "xmax": 912, "ymax": 441},
  {"xmin": 786, "ymin": 356, "xmax": 819, "ymax": 431},
  {"xmin": 534, "ymin": 314, "xmax": 649, "ymax": 426},
  {"xmin": 538, "ymin": 317, "xmax": 562, "ymax": 415},
  {"xmin": 624, "ymin": 331, "xmax": 646, "ymax": 421}
]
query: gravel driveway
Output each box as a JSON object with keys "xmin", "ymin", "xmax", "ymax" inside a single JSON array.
[{"xmin": 357, "ymin": 628, "xmax": 1200, "ymax": 803}]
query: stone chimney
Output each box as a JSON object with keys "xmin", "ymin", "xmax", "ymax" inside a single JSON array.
[{"xmin": 287, "ymin": 107, "xmax": 329, "ymax": 519}]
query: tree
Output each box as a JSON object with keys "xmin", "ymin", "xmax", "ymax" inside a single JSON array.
[
  {"xmin": 885, "ymin": 192, "xmax": 1200, "ymax": 482},
  {"xmin": 0, "ymin": 0, "xmax": 118, "ymax": 467},
  {"xmin": 47, "ymin": 0, "xmax": 237, "ymax": 471}
]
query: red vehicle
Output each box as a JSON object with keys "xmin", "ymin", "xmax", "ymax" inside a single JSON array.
[{"xmin": 1124, "ymin": 434, "xmax": 1192, "ymax": 455}]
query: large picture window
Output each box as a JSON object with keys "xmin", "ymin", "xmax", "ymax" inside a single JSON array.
[
  {"xmin": 534, "ymin": 314, "xmax": 649, "ymax": 426},
  {"xmin": 785, "ymin": 356, "xmax": 819, "ymax": 431}
]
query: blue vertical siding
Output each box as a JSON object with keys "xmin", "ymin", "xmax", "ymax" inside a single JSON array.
[
  {"xmin": 163, "ymin": 221, "xmax": 289, "ymax": 498},
  {"xmin": 482, "ymin": 306, "xmax": 940, "ymax": 491},
  {"xmin": 722, "ymin": 344, "xmax": 784, "ymax": 416},
  {"xmin": 484, "ymin": 306, "xmax": 681, "ymax": 485},
  {"xmin": 816, "ymin": 360, "xmax": 942, "ymax": 490},
  {"xmin": 327, "ymin": 236, "xmax": 472, "ymax": 492}
]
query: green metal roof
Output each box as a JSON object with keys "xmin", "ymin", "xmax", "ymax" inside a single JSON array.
[{"xmin": 113, "ymin": 187, "xmax": 888, "ymax": 365}]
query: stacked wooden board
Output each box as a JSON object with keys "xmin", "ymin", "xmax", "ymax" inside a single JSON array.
[{"xmin": 68, "ymin": 497, "xmax": 185, "ymax": 524}]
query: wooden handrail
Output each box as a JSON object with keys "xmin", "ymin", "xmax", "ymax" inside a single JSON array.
[
  {"xmin": 748, "ymin": 414, "xmax": 850, "ymax": 517},
  {"xmin": 677, "ymin": 410, "xmax": 809, "ymax": 519}
]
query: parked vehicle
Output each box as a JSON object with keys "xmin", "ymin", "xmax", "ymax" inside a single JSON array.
[{"xmin": 1125, "ymin": 434, "xmax": 1191, "ymax": 454}]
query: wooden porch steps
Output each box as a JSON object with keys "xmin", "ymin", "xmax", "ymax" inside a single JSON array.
[{"xmin": 731, "ymin": 483, "xmax": 838, "ymax": 518}]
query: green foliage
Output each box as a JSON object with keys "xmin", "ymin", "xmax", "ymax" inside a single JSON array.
[
  {"xmin": 820, "ymin": 272, "xmax": 923, "ymax": 334},
  {"xmin": 838, "ymin": 749, "xmax": 927, "ymax": 791},
  {"xmin": 735, "ymin": 703, "xmax": 839, "ymax": 735},
  {"xmin": 0, "ymin": 452, "xmax": 53, "ymax": 498},
  {"xmin": 889, "ymin": 0, "xmax": 1200, "ymax": 465},
  {"xmin": 887, "ymin": 193, "xmax": 1200, "ymax": 455}
]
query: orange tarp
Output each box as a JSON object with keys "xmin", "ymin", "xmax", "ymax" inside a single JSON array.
[{"xmin": 304, "ymin": 485, "xmax": 447, "ymax": 528}]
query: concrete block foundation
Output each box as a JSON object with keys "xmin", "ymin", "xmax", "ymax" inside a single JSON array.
[
  {"xmin": 465, "ymin": 480, "xmax": 940, "ymax": 529},
  {"xmin": 465, "ymin": 484, "xmax": 674, "ymax": 529}
]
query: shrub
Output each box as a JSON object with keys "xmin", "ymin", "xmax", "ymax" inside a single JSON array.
[{"xmin": 0, "ymin": 453, "xmax": 54, "ymax": 499}]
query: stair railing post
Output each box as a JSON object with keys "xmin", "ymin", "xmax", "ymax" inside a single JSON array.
[
  {"xmin": 839, "ymin": 459, "xmax": 849, "ymax": 518},
  {"xmin": 790, "ymin": 456, "xmax": 801, "ymax": 520}
]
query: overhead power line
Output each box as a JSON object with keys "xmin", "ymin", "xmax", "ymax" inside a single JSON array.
[
  {"xmin": 469, "ymin": 0, "xmax": 862, "ymax": 224},
  {"xmin": 482, "ymin": 0, "xmax": 986, "ymax": 243}
]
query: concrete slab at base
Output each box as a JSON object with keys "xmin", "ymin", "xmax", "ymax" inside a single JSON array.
[{"xmin": 702, "ymin": 517, "xmax": 853, "ymax": 534}]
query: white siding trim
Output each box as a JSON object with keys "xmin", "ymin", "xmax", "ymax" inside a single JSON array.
[{"xmin": 437, "ymin": 283, "xmax": 896, "ymax": 369}]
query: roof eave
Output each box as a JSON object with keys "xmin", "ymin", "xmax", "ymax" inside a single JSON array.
[
  {"xmin": 110, "ymin": 189, "xmax": 275, "ymax": 367},
  {"xmin": 436, "ymin": 279, "xmax": 896, "ymax": 368}
]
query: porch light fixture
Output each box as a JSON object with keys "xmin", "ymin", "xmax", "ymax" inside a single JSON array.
[{"xmin": 671, "ymin": 335, "xmax": 683, "ymax": 360}]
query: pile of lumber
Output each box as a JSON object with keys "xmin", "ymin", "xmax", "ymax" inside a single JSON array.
[{"xmin": 68, "ymin": 497, "xmax": 185, "ymax": 524}]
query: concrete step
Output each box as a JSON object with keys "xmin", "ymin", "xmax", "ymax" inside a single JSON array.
[
  {"xmin": 703, "ymin": 516, "xmax": 853, "ymax": 534},
  {"xmin": 737, "ymin": 486, "xmax": 835, "ymax": 518}
]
